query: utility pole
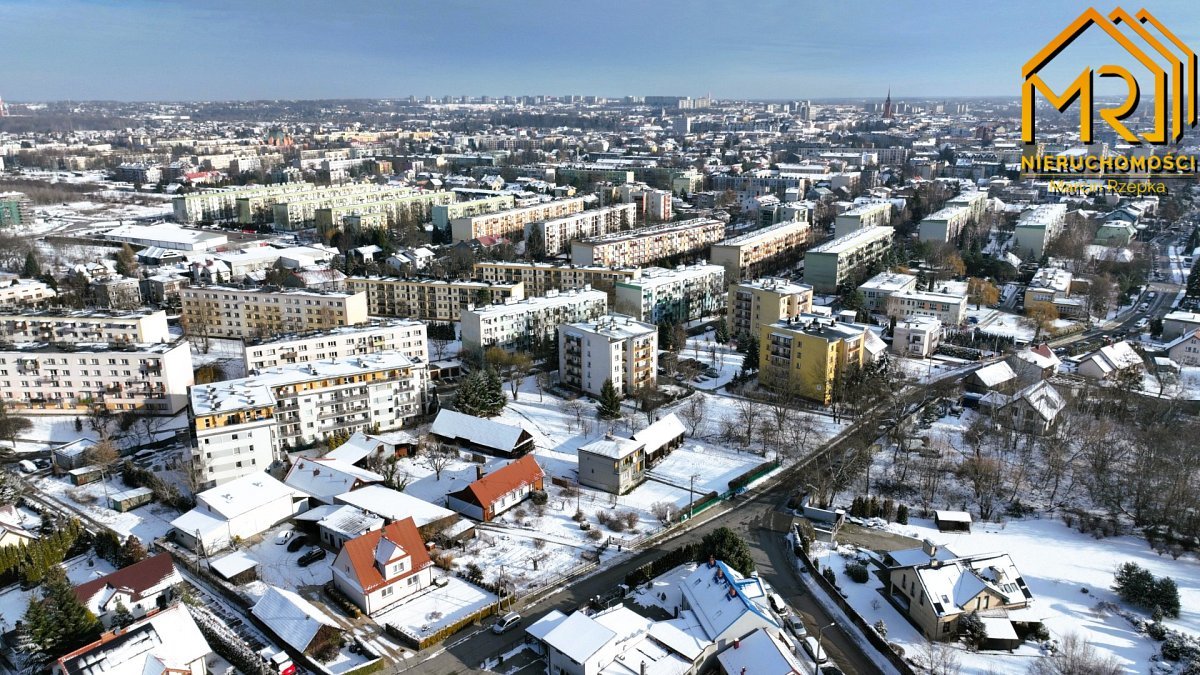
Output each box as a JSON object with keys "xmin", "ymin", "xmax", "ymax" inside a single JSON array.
[
  {"xmin": 812, "ymin": 622, "xmax": 836, "ymax": 675},
  {"xmin": 688, "ymin": 474, "xmax": 698, "ymax": 519}
]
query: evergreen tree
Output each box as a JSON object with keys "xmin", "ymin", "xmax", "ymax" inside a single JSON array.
[
  {"xmin": 111, "ymin": 600, "xmax": 134, "ymax": 629},
  {"xmin": 120, "ymin": 535, "xmax": 147, "ymax": 566},
  {"xmin": 740, "ymin": 334, "xmax": 759, "ymax": 375},
  {"xmin": 697, "ymin": 527, "xmax": 756, "ymax": 576},
  {"xmin": 27, "ymin": 566, "xmax": 101, "ymax": 658},
  {"xmin": 958, "ymin": 611, "xmax": 987, "ymax": 651},
  {"xmin": 597, "ymin": 379, "xmax": 622, "ymax": 420},
  {"xmin": 714, "ymin": 318, "xmax": 730, "ymax": 344},
  {"xmin": 485, "ymin": 368, "xmax": 507, "ymax": 414},
  {"xmin": 455, "ymin": 369, "xmax": 507, "ymax": 418},
  {"xmin": 22, "ymin": 251, "xmax": 41, "ymax": 278},
  {"xmin": 115, "ymin": 244, "xmax": 138, "ymax": 278}
]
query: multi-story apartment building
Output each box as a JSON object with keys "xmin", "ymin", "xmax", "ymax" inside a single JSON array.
[
  {"xmin": 759, "ymin": 314, "xmax": 868, "ymax": 404},
  {"xmin": 946, "ymin": 190, "xmax": 989, "ymax": 224},
  {"xmin": 857, "ymin": 271, "xmax": 919, "ymax": 312},
  {"xmin": 91, "ymin": 278, "xmax": 143, "ymax": 310},
  {"xmin": 728, "ymin": 277, "xmax": 814, "ymax": 339},
  {"xmin": 432, "ymin": 194, "xmax": 516, "ymax": 230},
  {"xmin": 559, "ymin": 314, "xmax": 658, "ymax": 397},
  {"xmin": 242, "ymin": 319, "xmax": 428, "ymax": 373},
  {"xmin": 189, "ymin": 351, "xmax": 426, "ymax": 488},
  {"xmin": 0, "ymin": 275, "xmax": 57, "ymax": 306},
  {"xmin": 709, "ymin": 219, "xmax": 814, "ymax": 283},
  {"xmin": 345, "ymin": 277, "xmax": 524, "ymax": 321},
  {"xmin": 886, "ymin": 290, "xmax": 968, "ymax": 326},
  {"xmin": 271, "ymin": 185, "xmax": 416, "ymax": 229},
  {"xmin": 571, "ymin": 218, "xmax": 725, "ymax": 268},
  {"xmin": 450, "ymin": 197, "xmax": 585, "ymax": 243},
  {"xmin": 0, "ymin": 340, "xmax": 193, "ymax": 414},
  {"xmin": 179, "ymin": 286, "xmax": 368, "ymax": 339},
  {"xmin": 614, "ymin": 264, "xmax": 726, "ymax": 324},
  {"xmin": 0, "ymin": 192, "xmax": 32, "ymax": 228},
  {"xmin": 525, "ymin": 204, "xmax": 637, "ymax": 256},
  {"xmin": 834, "ymin": 201, "xmax": 891, "ymax": 238},
  {"xmin": 461, "ymin": 288, "xmax": 608, "ymax": 352},
  {"xmin": 803, "ymin": 226, "xmax": 895, "ymax": 293},
  {"xmin": 556, "ymin": 165, "xmax": 635, "ymax": 186},
  {"xmin": 172, "ymin": 182, "xmax": 316, "ymax": 224},
  {"xmin": 618, "ymin": 184, "xmax": 672, "ymax": 223},
  {"xmin": 893, "ymin": 317, "xmax": 942, "ymax": 358},
  {"xmin": 472, "ymin": 262, "xmax": 642, "ymax": 297},
  {"xmin": 313, "ymin": 191, "xmax": 454, "ymax": 230},
  {"xmin": 1014, "ymin": 203, "xmax": 1067, "ymax": 260},
  {"xmin": 0, "ymin": 309, "xmax": 170, "ymax": 344},
  {"xmin": 918, "ymin": 206, "xmax": 971, "ymax": 243}
]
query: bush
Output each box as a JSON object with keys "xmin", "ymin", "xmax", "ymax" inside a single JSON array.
[
  {"xmin": 1113, "ymin": 562, "xmax": 1181, "ymax": 618},
  {"xmin": 873, "ymin": 619, "xmax": 887, "ymax": 639},
  {"xmin": 845, "ymin": 561, "xmax": 870, "ymax": 583},
  {"xmin": 896, "ymin": 504, "xmax": 909, "ymax": 524},
  {"xmin": 822, "ymin": 566, "xmax": 837, "ymax": 586},
  {"xmin": 607, "ymin": 518, "xmax": 626, "ymax": 533},
  {"xmin": 958, "ymin": 611, "xmax": 987, "ymax": 651},
  {"xmin": 1032, "ymin": 623, "xmax": 1051, "ymax": 641},
  {"xmin": 1148, "ymin": 622, "xmax": 1168, "ymax": 641},
  {"xmin": 587, "ymin": 528, "xmax": 604, "ymax": 541},
  {"xmin": 596, "ymin": 510, "xmax": 612, "ymax": 526},
  {"xmin": 529, "ymin": 490, "xmax": 548, "ymax": 506}
]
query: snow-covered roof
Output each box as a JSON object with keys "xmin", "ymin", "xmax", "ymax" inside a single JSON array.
[
  {"xmin": 887, "ymin": 545, "xmax": 959, "ymax": 568},
  {"xmin": 1014, "ymin": 381, "xmax": 1066, "ymax": 421},
  {"xmin": 430, "ymin": 409, "xmax": 529, "ymax": 453},
  {"xmin": 251, "ymin": 586, "xmax": 338, "ymax": 652},
  {"xmin": 284, "ymin": 456, "xmax": 383, "ymax": 503},
  {"xmin": 1011, "ymin": 344, "xmax": 1060, "ymax": 371},
  {"xmin": 980, "ymin": 616, "xmax": 1019, "ymax": 641},
  {"xmin": 913, "ymin": 552, "xmax": 1030, "ymax": 618},
  {"xmin": 318, "ymin": 505, "xmax": 384, "ymax": 538},
  {"xmin": 1084, "ymin": 341, "xmax": 1143, "ymax": 375},
  {"xmin": 526, "ymin": 609, "xmax": 568, "ymax": 642},
  {"xmin": 194, "ymin": 472, "xmax": 307, "ymax": 520},
  {"xmin": 543, "ymin": 611, "xmax": 616, "ymax": 664},
  {"xmin": 935, "ymin": 510, "xmax": 973, "ymax": 523},
  {"xmin": 56, "ymin": 604, "xmax": 210, "ymax": 675},
  {"xmin": 335, "ymin": 485, "xmax": 455, "ymax": 527},
  {"xmin": 170, "ymin": 507, "xmax": 228, "ymax": 538},
  {"xmin": 210, "ymin": 550, "xmax": 258, "ymax": 579},
  {"xmin": 632, "ymin": 414, "xmax": 686, "ymax": 454},
  {"xmin": 714, "ymin": 627, "xmax": 805, "ymax": 675},
  {"xmin": 679, "ymin": 561, "xmax": 778, "ymax": 641},
  {"xmin": 579, "ymin": 435, "xmax": 645, "ymax": 460},
  {"xmin": 971, "ymin": 361, "xmax": 1017, "ymax": 387}
]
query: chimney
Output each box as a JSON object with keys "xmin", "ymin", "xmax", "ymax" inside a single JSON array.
[
  {"xmin": 922, "ymin": 538, "xmax": 938, "ymax": 557},
  {"xmin": 641, "ymin": 662, "xmax": 647, "ymax": 675},
  {"xmin": 475, "ymin": 465, "xmax": 484, "ymax": 480},
  {"xmin": 733, "ymin": 639, "xmax": 741, "ymax": 649}
]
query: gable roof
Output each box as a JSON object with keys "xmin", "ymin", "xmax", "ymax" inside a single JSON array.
[
  {"xmin": 430, "ymin": 410, "xmax": 530, "ymax": 452},
  {"xmin": 971, "ymin": 361, "xmax": 1017, "ymax": 388},
  {"xmin": 631, "ymin": 413, "xmax": 686, "ymax": 454},
  {"xmin": 195, "ymin": 472, "xmax": 306, "ymax": 520},
  {"xmin": 74, "ymin": 553, "xmax": 179, "ymax": 609},
  {"xmin": 448, "ymin": 455, "xmax": 544, "ymax": 509},
  {"xmin": 338, "ymin": 518, "xmax": 432, "ymax": 593},
  {"xmin": 910, "ymin": 552, "xmax": 1031, "ymax": 618},
  {"xmin": 334, "ymin": 485, "xmax": 456, "ymax": 527},
  {"xmin": 57, "ymin": 604, "xmax": 210, "ymax": 675},
  {"xmin": 1012, "ymin": 381, "xmax": 1066, "ymax": 421},
  {"xmin": 251, "ymin": 586, "xmax": 338, "ymax": 652},
  {"xmin": 542, "ymin": 611, "xmax": 616, "ymax": 664},
  {"xmin": 680, "ymin": 560, "xmax": 778, "ymax": 640},
  {"xmin": 1013, "ymin": 344, "xmax": 1061, "ymax": 370},
  {"xmin": 1083, "ymin": 340, "xmax": 1143, "ymax": 375},
  {"xmin": 284, "ymin": 456, "xmax": 383, "ymax": 503}
]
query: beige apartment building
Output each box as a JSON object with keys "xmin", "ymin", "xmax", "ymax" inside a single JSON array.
[
  {"xmin": 728, "ymin": 277, "xmax": 814, "ymax": 339},
  {"xmin": 242, "ymin": 319, "xmax": 428, "ymax": 372},
  {"xmin": 570, "ymin": 218, "xmax": 725, "ymax": 268},
  {"xmin": 172, "ymin": 182, "xmax": 316, "ymax": 224},
  {"xmin": 432, "ymin": 194, "xmax": 516, "ymax": 230},
  {"xmin": 272, "ymin": 185, "xmax": 415, "ymax": 229},
  {"xmin": 313, "ymin": 191, "xmax": 454, "ymax": 230},
  {"xmin": 559, "ymin": 314, "xmax": 658, "ymax": 397},
  {"xmin": 346, "ymin": 276, "xmax": 524, "ymax": 321},
  {"xmin": 709, "ymin": 219, "xmax": 813, "ymax": 283},
  {"xmin": 0, "ymin": 275, "xmax": 57, "ymax": 306},
  {"xmin": 180, "ymin": 286, "xmax": 368, "ymax": 339},
  {"xmin": 450, "ymin": 197, "xmax": 585, "ymax": 243},
  {"xmin": 472, "ymin": 261, "xmax": 642, "ymax": 297},
  {"xmin": 525, "ymin": 203, "xmax": 637, "ymax": 256}
]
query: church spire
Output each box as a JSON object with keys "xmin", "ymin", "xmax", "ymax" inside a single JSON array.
[{"xmin": 883, "ymin": 87, "xmax": 893, "ymax": 119}]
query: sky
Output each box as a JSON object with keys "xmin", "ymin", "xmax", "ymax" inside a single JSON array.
[{"xmin": 1, "ymin": 0, "xmax": 1198, "ymax": 102}]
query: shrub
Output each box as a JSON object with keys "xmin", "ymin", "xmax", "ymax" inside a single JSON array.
[
  {"xmin": 822, "ymin": 567, "xmax": 837, "ymax": 586},
  {"xmin": 1113, "ymin": 562, "xmax": 1181, "ymax": 618},
  {"xmin": 464, "ymin": 562, "xmax": 482, "ymax": 579},
  {"xmin": 596, "ymin": 510, "xmax": 612, "ymax": 525},
  {"xmin": 889, "ymin": 643, "xmax": 906, "ymax": 658},
  {"xmin": 529, "ymin": 490, "xmax": 548, "ymax": 506},
  {"xmin": 572, "ymin": 509, "xmax": 586, "ymax": 522},
  {"xmin": 845, "ymin": 561, "xmax": 870, "ymax": 584},
  {"xmin": 607, "ymin": 518, "xmax": 626, "ymax": 533},
  {"xmin": 896, "ymin": 504, "xmax": 909, "ymax": 524},
  {"xmin": 621, "ymin": 510, "xmax": 639, "ymax": 530},
  {"xmin": 1148, "ymin": 622, "xmax": 1168, "ymax": 641},
  {"xmin": 587, "ymin": 528, "xmax": 604, "ymax": 541},
  {"xmin": 1032, "ymin": 623, "xmax": 1051, "ymax": 641},
  {"xmin": 958, "ymin": 611, "xmax": 987, "ymax": 651},
  {"xmin": 873, "ymin": 619, "xmax": 887, "ymax": 639}
]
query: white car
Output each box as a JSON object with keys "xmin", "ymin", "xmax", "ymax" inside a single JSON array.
[
  {"xmin": 768, "ymin": 592, "xmax": 788, "ymax": 615},
  {"xmin": 803, "ymin": 636, "xmax": 828, "ymax": 664},
  {"xmin": 492, "ymin": 612, "xmax": 521, "ymax": 634},
  {"xmin": 275, "ymin": 529, "xmax": 294, "ymax": 545}
]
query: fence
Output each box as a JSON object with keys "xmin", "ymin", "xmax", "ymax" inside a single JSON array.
[{"xmin": 383, "ymin": 603, "xmax": 498, "ymax": 650}]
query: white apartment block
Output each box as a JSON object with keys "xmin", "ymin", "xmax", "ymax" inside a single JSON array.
[
  {"xmin": 1014, "ymin": 203, "xmax": 1067, "ymax": 260},
  {"xmin": 180, "ymin": 286, "xmax": 368, "ymax": 339},
  {"xmin": 313, "ymin": 190, "xmax": 454, "ymax": 230},
  {"xmin": 834, "ymin": 201, "xmax": 892, "ymax": 238},
  {"xmin": 618, "ymin": 184, "xmax": 672, "ymax": 222},
  {"xmin": 946, "ymin": 190, "xmax": 989, "ymax": 224},
  {"xmin": 461, "ymin": 288, "xmax": 608, "ymax": 352},
  {"xmin": 0, "ymin": 340, "xmax": 193, "ymax": 415},
  {"xmin": 892, "ymin": 317, "xmax": 942, "ymax": 358},
  {"xmin": 710, "ymin": 219, "xmax": 813, "ymax": 283},
  {"xmin": 172, "ymin": 182, "xmax": 316, "ymax": 223},
  {"xmin": 918, "ymin": 205, "xmax": 971, "ymax": 243},
  {"xmin": 570, "ymin": 218, "xmax": 725, "ymax": 268},
  {"xmin": 346, "ymin": 276, "xmax": 524, "ymax": 321},
  {"xmin": 857, "ymin": 271, "xmax": 919, "ymax": 312},
  {"xmin": 0, "ymin": 309, "xmax": 170, "ymax": 344},
  {"xmin": 271, "ymin": 185, "xmax": 416, "ymax": 229},
  {"xmin": 525, "ymin": 204, "xmax": 637, "ymax": 256},
  {"xmin": 451, "ymin": 197, "xmax": 585, "ymax": 243},
  {"xmin": 190, "ymin": 351, "xmax": 426, "ymax": 488},
  {"xmin": 559, "ymin": 314, "xmax": 658, "ymax": 397},
  {"xmin": 803, "ymin": 226, "xmax": 895, "ymax": 293},
  {"xmin": 728, "ymin": 277, "xmax": 814, "ymax": 339},
  {"xmin": 614, "ymin": 263, "xmax": 726, "ymax": 324},
  {"xmin": 886, "ymin": 290, "xmax": 968, "ymax": 326},
  {"xmin": 0, "ymin": 276, "xmax": 57, "ymax": 306},
  {"xmin": 472, "ymin": 262, "xmax": 642, "ymax": 297},
  {"xmin": 242, "ymin": 320, "xmax": 428, "ymax": 373},
  {"xmin": 432, "ymin": 194, "xmax": 516, "ymax": 230}
]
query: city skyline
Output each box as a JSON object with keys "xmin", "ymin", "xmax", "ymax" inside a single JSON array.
[{"xmin": 3, "ymin": 0, "xmax": 1198, "ymax": 102}]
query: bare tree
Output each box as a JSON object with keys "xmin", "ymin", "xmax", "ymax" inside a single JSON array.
[
  {"xmin": 916, "ymin": 637, "xmax": 962, "ymax": 675},
  {"xmin": 733, "ymin": 397, "xmax": 762, "ymax": 450},
  {"xmin": 679, "ymin": 394, "xmax": 706, "ymax": 437},
  {"xmin": 1026, "ymin": 632, "xmax": 1121, "ymax": 675},
  {"xmin": 420, "ymin": 442, "xmax": 457, "ymax": 481}
]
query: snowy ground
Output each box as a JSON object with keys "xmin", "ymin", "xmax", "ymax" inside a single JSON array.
[
  {"xmin": 192, "ymin": 337, "xmax": 247, "ymax": 379},
  {"xmin": 373, "ymin": 577, "xmax": 496, "ymax": 641},
  {"xmin": 815, "ymin": 516, "xmax": 1197, "ymax": 674},
  {"xmin": 33, "ymin": 474, "xmax": 181, "ymax": 542},
  {"xmin": 0, "ymin": 553, "xmax": 117, "ymax": 631},
  {"xmin": 893, "ymin": 355, "xmax": 979, "ymax": 384},
  {"xmin": 238, "ymin": 528, "xmax": 335, "ymax": 600},
  {"xmin": 681, "ymin": 330, "xmax": 743, "ymax": 391},
  {"xmin": 11, "ymin": 412, "xmax": 187, "ymax": 454}
]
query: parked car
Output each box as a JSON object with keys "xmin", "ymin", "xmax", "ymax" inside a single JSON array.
[
  {"xmin": 492, "ymin": 612, "xmax": 521, "ymax": 634},
  {"xmin": 803, "ymin": 637, "xmax": 829, "ymax": 665},
  {"xmin": 275, "ymin": 529, "xmax": 293, "ymax": 545},
  {"xmin": 785, "ymin": 615, "xmax": 808, "ymax": 639},
  {"xmin": 287, "ymin": 535, "xmax": 309, "ymax": 553},
  {"xmin": 767, "ymin": 592, "xmax": 788, "ymax": 615},
  {"xmin": 297, "ymin": 548, "xmax": 326, "ymax": 567}
]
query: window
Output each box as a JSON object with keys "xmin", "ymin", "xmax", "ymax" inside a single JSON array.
[{"xmin": 381, "ymin": 586, "xmax": 394, "ymax": 597}]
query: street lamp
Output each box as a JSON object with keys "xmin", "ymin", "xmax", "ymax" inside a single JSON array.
[{"xmin": 812, "ymin": 621, "xmax": 836, "ymax": 675}]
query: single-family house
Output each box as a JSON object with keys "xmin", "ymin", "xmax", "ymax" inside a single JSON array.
[
  {"xmin": 53, "ymin": 604, "xmax": 211, "ymax": 675},
  {"xmin": 170, "ymin": 472, "xmax": 308, "ymax": 554},
  {"xmin": 678, "ymin": 560, "xmax": 780, "ymax": 651},
  {"xmin": 0, "ymin": 504, "xmax": 38, "ymax": 549},
  {"xmin": 334, "ymin": 484, "xmax": 460, "ymax": 539},
  {"xmin": 73, "ymin": 552, "xmax": 182, "ymax": 627},
  {"xmin": 251, "ymin": 586, "xmax": 342, "ymax": 657},
  {"xmin": 293, "ymin": 504, "xmax": 385, "ymax": 550},
  {"xmin": 447, "ymin": 455, "xmax": 544, "ymax": 522},
  {"xmin": 964, "ymin": 361, "xmax": 1018, "ymax": 394},
  {"xmin": 715, "ymin": 626, "xmax": 806, "ymax": 675},
  {"xmin": 885, "ymin": 540, "xmax": 1032, "ymax": 640},
  {"xmin": 284, "ymin": 456, "xmax": 384, "ymax": 505},
  {"xmin": 331, "ymin": 518, "xmax": 434, "ymax": 615},
  {"xmin": 530, "ymin": 605, "xmax": 702, "ymax": 675},
  {"xmin": 1006, "ymin": 344, "xmax": 1061, "ymax": 385},
  {"xmin": 983, "ymin": 380, "xmax": 1066, "ymax": 435},
  {"xmin": 577, "ymin": 435, "xmax": 647, "ymax": 494},
  {"xmin": 631, "ymin": 413, "xmax": 687, "ymax": 466},
  {"xmin": 1166, "ymin": 329, "xmax": 1200, "ymax": 367},
  {"xmin": 1077, "ymin": 341, "xmax": 1144, "ymax": 381},
  {"xmin": 1163, "ymin": 311, "xmax": 1200, "ymax": 341},
  {"xmin": 429, "ymin": 410, "xmax": 535, "ymax": 457}
]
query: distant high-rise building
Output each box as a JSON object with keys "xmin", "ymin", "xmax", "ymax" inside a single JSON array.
[{"xmin": 883, "ymin": 88, "xmax": 893, "ymax": 119}]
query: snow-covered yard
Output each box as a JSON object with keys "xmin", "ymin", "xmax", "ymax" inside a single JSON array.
[
  {"xmin": 238, "ymin": 527, "xmax": 334, "ymax": 600},
  {"xmin": 373, "ymin": 577, "xmax": 496, "ymax": 640},
  {"xmin": 10, "ymin": 411, "xmax": 187, "ymax": 454},
  {"xmin": 33, "ymin": 474, "xmax": 181, "ymax": 542},
  {"xmin": 815, "ymin": 516, "xmax": 1198, "ymax": 674}
]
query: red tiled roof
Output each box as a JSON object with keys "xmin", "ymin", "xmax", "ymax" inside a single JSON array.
[
  {"xmin": 341, "ymin": 518, "xmax": 431, "ymax": 593},
  {"xmin": 450, "ymin": 455, "xmax": 544, "ymax": 509},
  {"xmin": 73, "ymin": 552, "xmax": 177, "ymax": 605}
]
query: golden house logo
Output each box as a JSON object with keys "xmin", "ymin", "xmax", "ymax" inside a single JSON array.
[{"xmin": 1022, "ymin": 7, "xmax": 1196, "ymax": 145}]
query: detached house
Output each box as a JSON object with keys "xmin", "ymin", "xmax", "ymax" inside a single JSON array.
[
  {"xmin": 578, "ymin": 435, "xmax": 646, "ymax": 494},
  {"xmin": 1006, "ymin": 344, "xmax": 1060, "ymax": 385},
  {"xmin": 429, "ymin": 409, "xmax": 535, "ymax": 458},
  {"xmin": 982, "ymin": 381, "xmax": 1067, "ymax": 435},
  {"xmin": 54, "ymin": 604, "xmax": 211, "ymax": 675},
  {"xmin": 1166, "ymin": 329, "xmax": 1200, "ymax": 367},
  {"xmin": 74, "ymin": 553, "xmax": 182, "ymax": 628},
  {"xmin": 332, "ymin": 517, "xmax": 434, "ymax": 615},
  {"xmin": 0, "ymin": 504, "xmax": 37, "ymax": 549},
  {"xmin": 284, "ymin": 456, "xmax": 383, "ymax": 505},
  {"xmin": 447, "ymin": 455, "xmax": 544, "ymax": 522},
  {"xmin": 885, "ymin": 540, "xmax": 1032, "ymax": 640},
  {"xmin": 1077, "ymin": 341, "xmax": 1143, "ymax": 381}
]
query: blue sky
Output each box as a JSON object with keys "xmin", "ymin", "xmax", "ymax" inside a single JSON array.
[{"xmin": 1, "ymin": 0, "xmax": 1197, "ymax": 102}]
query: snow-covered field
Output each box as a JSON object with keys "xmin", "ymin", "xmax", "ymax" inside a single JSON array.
[
  {"xmin": 11, "ymin": 412, "xmax": 187, "ymax": 454},
  {"xmin": 815, "ymin": 516, "xmax": 1198, "ymax": 674},
  {"xmin": 33, "ymin": 474, "xmax": 181, "ymax": 542},
  {"xmin": 373, "ymin": 577, "xmax": 496, "ymax": 639}
]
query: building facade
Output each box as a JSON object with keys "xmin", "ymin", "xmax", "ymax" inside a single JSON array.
[
  {"xmin": 834, "ymin": 201, "xmax": 891, "ymax": 238},
  {"xmin": 432, "ymin": 194, "xmax": 516, "ymax": 230},
  {"xmin": 885, "ymin": 291, "xmax": 968, "ymax": 326},
  {"xmin": 243, "ymin": 320, "xmax": 428, "ymax": 372},
  {"xmin": 345, "ymin": 276, "xmax": 524, "ymax": 321},
  {"xmin": 918, "ymin": 205, "xmax": 971, "ymax": 243},
  {"xmin": 180, "ymin": 286, "xmax": 368, "ymax": 339},
  {"xmin": 559, "ymin": 314, "xmax": 658, "ymax": 397},
  {"xmin": 450, "ymin": 197, "xmax": 585, "ymax": 243},
  {"xmin": 461, "ymin": 288, "xmax": 608, "ymax": 352},
  {"xmin": 728, "ymin": 277, "xmax": 814, "ymax": 339},
  {"xmin": 709, "ymin": 219, "xmax": 813, "ymax": 282},
  {"xmin": 613, "ymin": 264, "xmax": 726, "ymax": 324},
  {"xmin": 472, "ymin": 261, "xmax": 641, "ymax": 297},
  {"xmin": 1013, "ymin": 203, "xmax": 1067, "ymax": 260},
  {"xmin": 525, "ymin": 203, "xmax": 637, "ymax": 256},
  {"xmin": 758, "ymin": 314, "xmax": 868, "ymax": 404},
  {"xmin": 803, "ymin": 226, "xmax": 895, "ymax": 293},
  {"xmin": 857, "ymin": 271, "xmax": 919, "ymax": 312},
  {"xmin": 0, "ymin": 309, "xmax": 170, "ymax": 344},
  {"xmin": 571, "ymin": 218, "xmax": 725, "ymax": 268}
]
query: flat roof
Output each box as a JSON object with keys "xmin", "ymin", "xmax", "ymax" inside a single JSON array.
[
  {"xmin": 716, "ymin": 218, "xmax": 809, "ymax": 246},
  {"xmin": 0, "ymin": 340, "xmax": 185, "ymax": 355},
  {"xmin": 809, "ymin": 225, "xmax": 894, "ymax": 254}
]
